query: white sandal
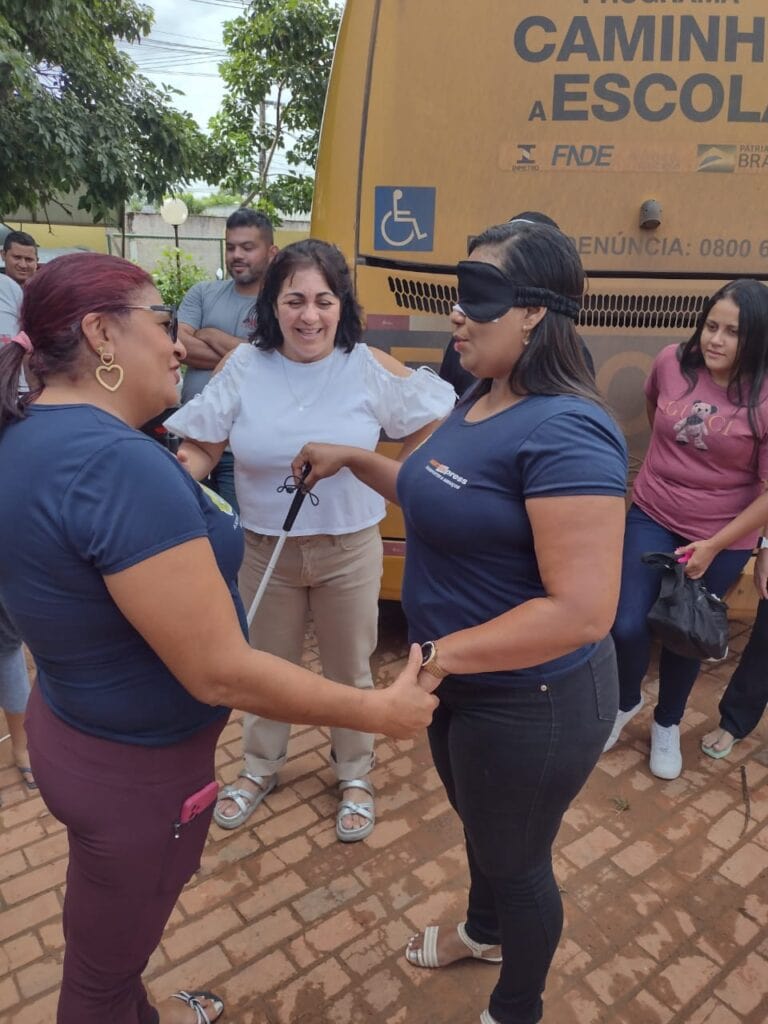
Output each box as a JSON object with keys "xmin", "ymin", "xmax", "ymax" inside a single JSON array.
[
  {"xmin": 336, "ymin": 778, "xmax": 375, "ymax": 842},
  {"xmin": 171, "ymin": 989, "xmax": 224, "ymax": 1023},
  {"xmin": 405, "ymin": 921, "xmax": 502, "ymax": 968},
  {"xmin": 212, "ymin": 771, "xmax": 277, "ymax": 830}
]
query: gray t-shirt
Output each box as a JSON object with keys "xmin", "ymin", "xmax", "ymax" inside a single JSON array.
[
  {"xmin": 0, "ymin": 274, "xmax": 22, "ymax": 338},
  {"xmin": 178, "ymin": 279, "xmax": 257, "ymax": 403}
]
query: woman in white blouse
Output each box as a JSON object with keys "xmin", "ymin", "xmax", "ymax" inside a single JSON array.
[{"xmin": 167, "ymin": 239, "xmax": 454, "ymax": 841}]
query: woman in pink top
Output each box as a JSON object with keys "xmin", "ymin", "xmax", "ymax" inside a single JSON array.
[{"xmin": 606, "ymin": 279, "xmax": 768, "ymax": 779}]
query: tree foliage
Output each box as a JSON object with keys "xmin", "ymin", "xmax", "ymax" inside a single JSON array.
[
  {"xmin": 0, "ymin": 0, "xmax": 216, "ymax": 221},
  {"xmin": 210, "ymin": 0, "xmax": 340, "ymax": 217},
  {"xmin": 151, "ymin": 247, "xmax": 209, "ymax": 307}
]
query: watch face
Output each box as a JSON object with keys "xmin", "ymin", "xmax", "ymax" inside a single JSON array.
[{"xmin": 421, "ymin": 641, "xmax": 435, "ymax": 665}]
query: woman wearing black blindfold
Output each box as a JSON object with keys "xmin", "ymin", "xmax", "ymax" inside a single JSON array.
[{"xmin": 292, "ymin": 221, "xmax": 628, "ymax": 1024}]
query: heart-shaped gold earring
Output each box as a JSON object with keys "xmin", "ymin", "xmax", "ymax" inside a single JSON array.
[{"xmin": 95, "ymin": 347, "xmax": 124, "ymax": 392}]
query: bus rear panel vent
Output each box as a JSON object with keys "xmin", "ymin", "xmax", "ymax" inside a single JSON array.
[{"xmin": 387, "ymin": 277, "xmax": 709, "ymax": 331}]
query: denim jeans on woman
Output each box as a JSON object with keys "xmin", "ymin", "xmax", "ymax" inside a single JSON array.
[
  {"xmin": 428, "ymin": 637, "xmax": 618, "ymax": 1024},
  {"xmin": 612, "ymin": 504, "xmax": 751, "ymax": 726}
]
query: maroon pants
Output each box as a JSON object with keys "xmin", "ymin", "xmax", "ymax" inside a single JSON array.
[{"xmin": 26, "ymin": 687, "xmax": 227, "ymax": 1024}]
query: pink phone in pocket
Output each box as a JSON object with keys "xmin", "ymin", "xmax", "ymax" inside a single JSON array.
[{"xmin": 176, "ymin": 780, "xmax": 219, "ymax": 832}]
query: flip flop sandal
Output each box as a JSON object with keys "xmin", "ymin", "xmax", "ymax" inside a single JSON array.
[
  {"xmin": 171, "ymin": 989, "xmax": 224, "ymax": 1024},
  {"xmin": 16, "ymin": 765, "xmax": 38, "ymax": 791},
  {"xmin": 212, "ymin": 772, "xmax": 277, "ymax": 830},
  {"xmin": 336, "ymin": 778, "xmax": 375, "ymax": 842},
  {"xmin": 405, "ymin": 921, "xmax": 502, "ymax": 968},
  {"xmin": 701, "ymin": 735, "xmax": 740, "ymax": 760}
]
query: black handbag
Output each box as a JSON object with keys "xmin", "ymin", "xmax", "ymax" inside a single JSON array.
[{"xmin": 641, "ymin": 551, "xmax": 730, "ymax": 661}]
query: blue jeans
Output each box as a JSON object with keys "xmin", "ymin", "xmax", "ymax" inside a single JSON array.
[
  {"xmin": 428, "ymin": 637, "xmax": 618, "ymax": 1024},
  {"xmin": 206, "ymin": 450, "xmax": 238, "ymax": 514},
  {"xmin": 612, "ymin": 505, "xmax": 751, "ymax": 726},
  {"xmin": 718, "ymin": 597, "xmax": 768, "ymax": 739}
]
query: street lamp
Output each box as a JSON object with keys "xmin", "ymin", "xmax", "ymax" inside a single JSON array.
[{"xmin": 159, "ymin": 198, "xmax": 189, "ymax": 292}]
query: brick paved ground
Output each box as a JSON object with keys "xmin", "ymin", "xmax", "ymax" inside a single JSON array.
[{"xmin": 1, "ymin": 604, "xmax": 766, "ymax": 1023}]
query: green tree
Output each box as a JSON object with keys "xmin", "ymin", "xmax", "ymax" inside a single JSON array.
[
  {"xmin": 0, "ymin": 0, "xmax": 216, "ymax": 221},
  {"xmin": 210, "ymin": 0, "xmax": 340, "ymax": 217},
  {"xmin": 151, "ymin": 247, "xmax": 209, "ymax": 307}
]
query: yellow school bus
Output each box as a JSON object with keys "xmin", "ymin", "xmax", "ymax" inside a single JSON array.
[{"xmin": 311, "ymin": 0, "xmax": 768, "ymax": 600}]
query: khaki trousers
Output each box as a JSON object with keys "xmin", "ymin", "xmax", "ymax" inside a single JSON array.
[{"xmin": 238, "ymin": 525, "xmax": 382, "ymax": 782}]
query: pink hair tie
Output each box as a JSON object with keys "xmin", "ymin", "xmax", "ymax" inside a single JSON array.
[{"xmin": 11, "ymin": 332, "xmax": 33, "ymax": 353}]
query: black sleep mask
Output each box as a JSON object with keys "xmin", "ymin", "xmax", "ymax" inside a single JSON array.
[{"xmin": 456, "ymin": 261, "xmax": 581, "ymax": 322}]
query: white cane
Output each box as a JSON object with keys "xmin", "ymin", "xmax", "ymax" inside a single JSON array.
[{"xmin": 246, "ymin": 465, "xmax": 312, "ymax": 628}]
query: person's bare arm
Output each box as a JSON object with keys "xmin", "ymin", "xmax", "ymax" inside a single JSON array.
[
  {"xmin": 104, "ymin": 538, "xmax": 437, "ymax": 737},
  {"xmin": 178, "ymin": 322, "xmax": 220, "ymax": 370},
  {"xmin": 416, "ymin": 495, "xmax": 626, "ymax": 677},
  {"xmin": 177, "ymin": 439, "xmax": 228, "ymax": 481},
  {"xmin": 196, "ymin": 327, "xmax": 244, "ymax": 358},
  {"xmin": 293, "ymin": 443, "xmax": 402, "ymax": 504},
  {"xmin": 675, "ymin": 486, "xmax": 768, "ymax": 579}
]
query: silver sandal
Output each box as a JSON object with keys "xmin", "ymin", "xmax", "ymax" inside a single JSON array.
[
  {"xmin": 212, "ymin": 771, "xmax": 277, "ymax": 830},
  {"xmin": 171, "ymin": 989, "xmax": 224, "ymax": 1023},
  {"xmin": 405, "ymin": 921, "xmax": 502, "ymax": 968},
  {"xmin": 335, "ymin": 777, "xmax": 375, "ymax": 842}
]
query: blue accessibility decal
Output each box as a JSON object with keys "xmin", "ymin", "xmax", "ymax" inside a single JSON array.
[{"xmin": 374, "ymin": 187, "xmax": 436, "ymax": 252}]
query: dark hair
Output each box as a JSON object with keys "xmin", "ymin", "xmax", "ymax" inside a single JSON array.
[
  {"xmin": 508, "ymin": 211, "xmax": 559, "ymax": 229},
  {"xmin": 678, "ymin": 279, "xmax": 768, "ymax": 439},
  {"xmin": 3, "ymin": 230, "xmax": 37, "ymax": 252},
  {"xmin": 225, "ymin": 207, "xmax": 274, "ymax": 244},
  {"xmin": 465, "ymin": 221, "xmax": 600, "ymax": 405},
  {"xmin": 253, "ymin": 239, "xmax": 363, "ymax": 353},
  {"xmin": 0, "ymin": 252, "xmax": 152, "ymax": 427}
]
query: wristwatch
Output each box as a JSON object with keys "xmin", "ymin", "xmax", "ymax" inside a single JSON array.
[
  {"xmin": 757, "ymin": 537, "xmax": 768, "ymax": 551},
  {"xmin": 420, "ymin": 640, "xmax": 449, "ymax": 680}
]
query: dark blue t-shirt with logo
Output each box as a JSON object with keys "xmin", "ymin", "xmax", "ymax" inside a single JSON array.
[
  {"xmin": 397, "ymin": 394, "xmax": 628, "ymax": 682},
  {"xmin": 0, "ymin": 404, "xmax": 245, "ymax": 745}
]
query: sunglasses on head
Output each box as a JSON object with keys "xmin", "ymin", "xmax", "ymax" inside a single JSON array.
[{"xmin": 121, "ymin": 304, "xmax": 179, "ymax": 342}]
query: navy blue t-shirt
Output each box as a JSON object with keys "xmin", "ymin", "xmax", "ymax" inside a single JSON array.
[
  {"xmin": 397, "ymin": 394, "xmax": 628, "ymax": 682},
  {"xmin": 0, "ymin": 405, "xmax": 245, "ymax": 745}
]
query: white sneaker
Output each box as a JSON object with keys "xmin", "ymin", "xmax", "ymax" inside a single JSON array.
[
  {"xmin": 602, "ymin": 697, "xmax": 644, "ymax": 752},
  {"xmin": 650, "ymin": 721, "xmax": 682, "ymax": 779}
]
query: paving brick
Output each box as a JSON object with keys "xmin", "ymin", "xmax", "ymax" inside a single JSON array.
[
  {"xmin": 0, "ymin": 977, "xmax": 19, "ymax": 1015},
  {"xmin": 161, "ymin": 904, "xmax": 242, "ymax": 961},
  {"xmin": 718, "ymin": 841, "xmax": 768, "ymax": 885},
  {"xmin": 220, "ymin": 949, "xmax": 295, "ymax": 1004},
  {"xmin": 266, "ymin": 957, "xmax": 351, "ymax": 1024},
  {"xmin": 0, "ymin": 891, "xmax": 60, "ymax": 943},
  {"xmin": 147, "ymin": 945, "xmax": 231, "ymax": 998},
  {"xmin": 292, "ymin": 875, "xmax": 364, "ymax": 924},
  {"xmin": 15, "ymin": 957, "xmax": 63, "ymax": 1000},
  {"xmin": 708, "ymin": 809, "xmax": 753, "ymax": 850},
  {"xmin": 237, "ymin": 869, "xmax": 307, "ymax": 921},
  {"xmin": 561, "ymin": 826, "xmax": 622, "ymax": 869},
  {"xmin": 252, "ymin": 802, "xmax": 320, "ymax": 846},
  {"xmin": 685, "ymin": 998, "xmax": 741, "ymax": 1024},
  {"xmin": 222, "ymin": 906, "xmax": 302, "ymax": 964},
  {"xmin": 585, "ymin": 948, "xmax": 658, "ymax": 1005},
  {"xmin": 3, "ymin": 988, "xmax": 58, "ymax": 1024},
  {"xmin": 650, "ymin": 954, "xmax": 720, "ymax": 1011},
  {"xmin": 0, "ymin": 933, "xmax": 44, "ymax": 975},
  {"xmin": 0, "ymin": 857, "xmax": 67, "ymax": 905},
  {"xmin": 715, "ymin": 952, "xmax": 768, "ymax": 1015},
  {"xmin": 0, "ymin": 847, "xmax": 26, "ymax": 885},
  {"xmin": 611, "ymin": 835, "xmax": 673, "ymax": 877}
]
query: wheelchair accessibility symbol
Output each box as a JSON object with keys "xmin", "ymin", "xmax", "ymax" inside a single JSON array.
[{"xmin": 374, "ymin": 186, "xmax": 435, "ymax": 252}]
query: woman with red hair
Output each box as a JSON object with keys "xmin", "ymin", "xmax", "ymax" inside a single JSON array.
[{"xmin": 0, "ymin": 253, "xmax": 436, "ymax": 1024}]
